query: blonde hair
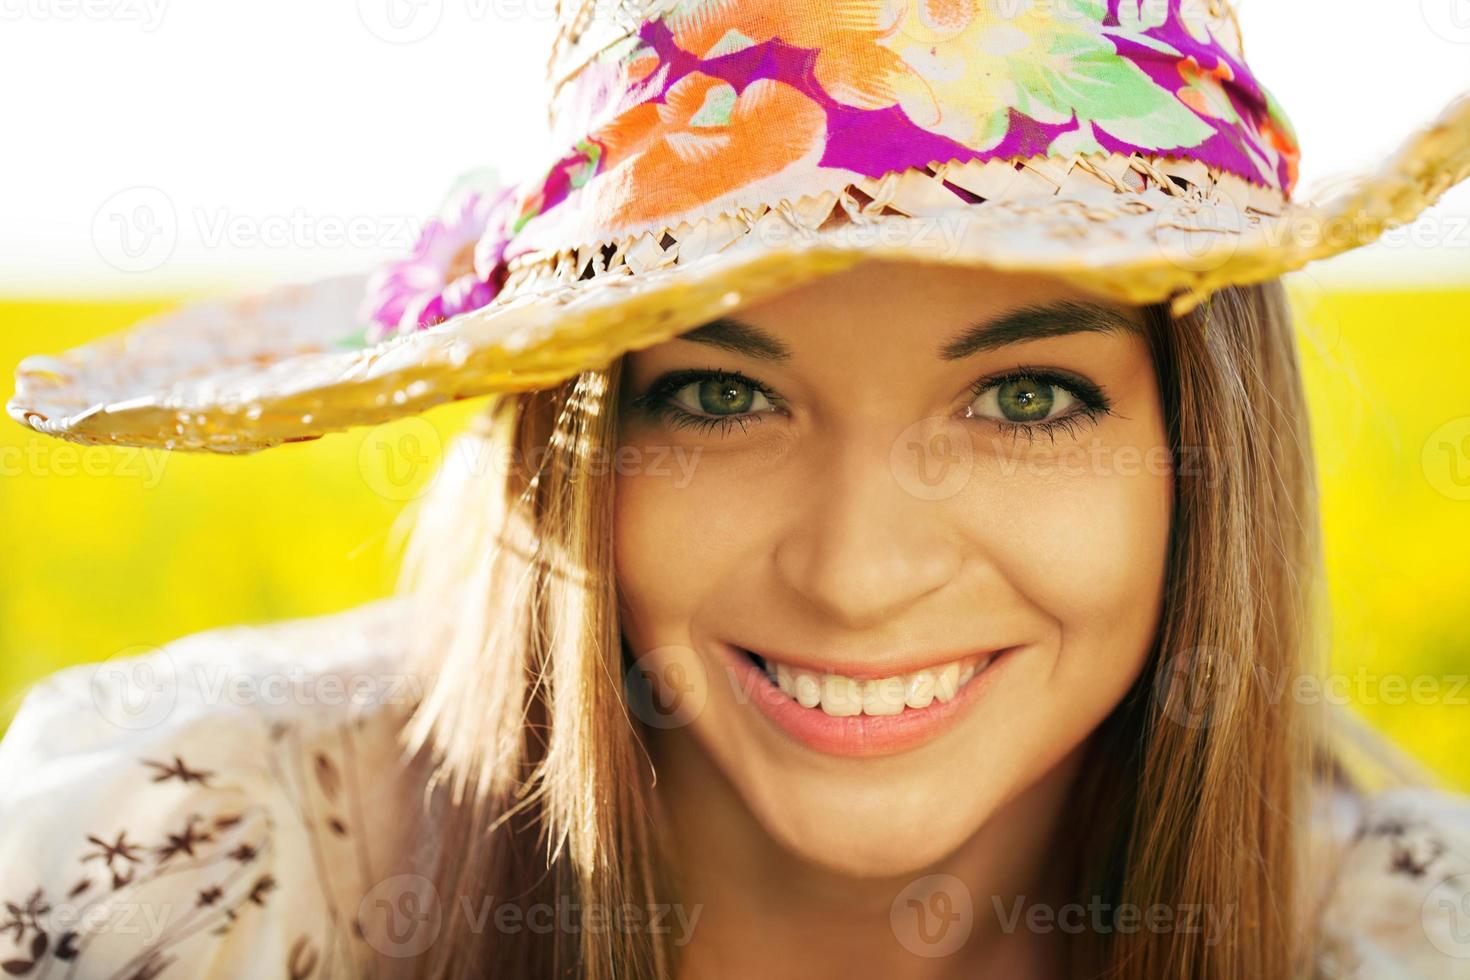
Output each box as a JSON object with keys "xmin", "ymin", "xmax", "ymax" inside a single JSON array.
[{"xmin": 385, "ymin": 277, "xmax": 1414, "ymax": 979}]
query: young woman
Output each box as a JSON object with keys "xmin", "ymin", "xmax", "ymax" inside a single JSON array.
[
  {"xmin": 386, "ymin": 263, "xmax": 1469, "ymax": 980},
  {"xmin": 4, "ymin": 2, "xmax": 1470, "ymax": 978}
]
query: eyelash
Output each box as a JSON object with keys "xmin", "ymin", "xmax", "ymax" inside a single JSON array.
[
  {"xmin": 627, "ymin": 368, "xmax": 781, "ymax": 437},
  {"xmin": 627, "ymin": 366, "xmax": 1114, "ymax": 442},
  {"xmin": 970, "ymin": 368, "xmax": 1113, "ymax": 444}
]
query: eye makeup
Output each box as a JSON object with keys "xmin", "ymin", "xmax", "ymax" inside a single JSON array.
[{"xmin": 626, "ymin": 364, "xmax": 1115, "ymax": 442}]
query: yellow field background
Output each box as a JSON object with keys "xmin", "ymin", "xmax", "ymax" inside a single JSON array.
[{"xmin": 1, "ymin": 286, "xmax": 1467, "ymax": 793}]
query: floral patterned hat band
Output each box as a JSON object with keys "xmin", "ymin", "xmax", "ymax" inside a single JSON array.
[
  {"xmin": 363, "ymin": 0, "xmax": 1302, "ymax": 342},
  {"xmin": 9, "ymin": 0, "xmax": 1470, "ymax": 453}
]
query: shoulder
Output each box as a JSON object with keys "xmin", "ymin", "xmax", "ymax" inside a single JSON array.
[
  {"xmin": 0, "ymin": 598, "xmax": 427, "ymax": 979},
  {"xmin": 1310, "ymin": 781, "xmax": 1470, "ymax": 978}
]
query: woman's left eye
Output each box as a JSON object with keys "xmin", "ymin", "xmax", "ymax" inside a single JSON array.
[
  {"xmin": 963, "ymin": 370, "xmax": 1111, "ymax": 441},
  {"xmin": 966, "ymin": 376, "xmax": 1079, "ymax": 424}
]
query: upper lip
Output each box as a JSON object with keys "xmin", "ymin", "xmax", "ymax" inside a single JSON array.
[{"xmin": 730, "ymin": 641, "xmax": 1014, "ymax": 680}]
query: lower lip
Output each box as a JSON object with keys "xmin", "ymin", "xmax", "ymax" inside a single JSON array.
[{"xmin": 720, "ymin": 642, "xmax": 1015, "ymax": 759}]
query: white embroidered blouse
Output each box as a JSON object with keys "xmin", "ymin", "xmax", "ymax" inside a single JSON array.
[{"xmin": 1, "ymin": 600, "xmax": 1468, "ymax": 979}]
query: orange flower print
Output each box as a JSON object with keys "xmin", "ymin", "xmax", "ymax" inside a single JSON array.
[
  {"xmin": 662, "ymin": 0, "xmax": 916, "ymax": 112},
  {"xmin": 1259, "ymin": 112, "xmax": 1300, "ymax": 193},
  {"xmin": 1177, "ymin": 53, "xmax": 1237, "ymax": 121},
  {"xmin": 626, "ymin": 43, "xmax": 661, "ymax": 84},
  {"xmin": 592, "ymin": 71, "xmax": 826, "ymax": 230}
]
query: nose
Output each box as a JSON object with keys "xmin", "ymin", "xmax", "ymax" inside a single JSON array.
[{"xmin": 772, "ymin": 426, "xmax": 966, "ymax": 630}]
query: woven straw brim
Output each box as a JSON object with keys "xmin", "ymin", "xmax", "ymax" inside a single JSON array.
[{"xmin": 10, "ymin": 92, "xmax": 1469, "ymax": 454}]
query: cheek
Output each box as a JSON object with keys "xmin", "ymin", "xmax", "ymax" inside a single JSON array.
[
  {"xmin": 1007, "ymin": 470, "xmax": 1166, "ymax": 621},
  {"xmin": 970, "ymin": 438, "xmax": 1173, "ymax": 682},
  {"xmin": 613, "ymin": 471, "xmax": 677, "ymax": 644},
  {"xmin": 613, "ymin": 457, "xmax": 757, "ymax": 643}
]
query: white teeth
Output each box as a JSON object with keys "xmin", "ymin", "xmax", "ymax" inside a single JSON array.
[
  {"xmin": 860, "ymin": 677, "xmax": 906, "ymax": 716},
  {"xmin": 904, "ymin": 671, "xmax": 935, "ymax": 709},
  {"xmin": 794, "ymin": 671, "xmax": 822, "ymax": 708},
  {"xmin": 934, "ymin": 662, "xmax": 961, "ymax": 703},
  {"xmin": 756, "ymin": 651, "xmax": 996, "ymax": 716},
  {"xmin": 821, "ymin": 675, "xmax": 863, "ymax": 716}
]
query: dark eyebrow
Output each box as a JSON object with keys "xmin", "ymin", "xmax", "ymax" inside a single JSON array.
[
  {"xmin": 937, "ymin": 300, "xmax": 1143, "ymax": 360},
  {"xmin": 676, "ymin": 300, "xmax": 1141, "ymax": 363},
  {"xmin": 676, "ymin": 316, "xmax": 794, "ymax": 362}
]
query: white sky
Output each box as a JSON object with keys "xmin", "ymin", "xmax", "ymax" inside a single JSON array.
[{"xmin": 0, "ymin": 0, "xmax": 1466, "ymax": 296}]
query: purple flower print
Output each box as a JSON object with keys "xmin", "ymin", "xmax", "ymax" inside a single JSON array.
[{"xmin": 360, "ymin": 185, "xmax": 518, "ymax": 342}]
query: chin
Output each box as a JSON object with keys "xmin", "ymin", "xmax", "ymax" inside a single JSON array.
[
  {"xmin": 697, "ymin": 704, "xmax": 1093, "ymax": 884},
  {"xmin": 732, "ymin": 755, "xmax": 1019, "ymax": 880},
  {"xmin": 669, "ymin": 697, "xmax": 1006, "ymax": 878}
]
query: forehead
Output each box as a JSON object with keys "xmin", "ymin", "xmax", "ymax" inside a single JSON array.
[
  {"xmin": 760, "ymin": 256, "xmax": 1119, "ymax": 319},
  {"xmin": 668, "ymin": 260, "xmax": 1146, "ymax": 364}
]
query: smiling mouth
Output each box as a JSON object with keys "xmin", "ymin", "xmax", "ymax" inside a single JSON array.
[{"xmin": 739, "ymin": 648, "xmax": 1002, "ymax": 718}]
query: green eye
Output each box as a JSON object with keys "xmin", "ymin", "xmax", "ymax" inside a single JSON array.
[
  {"xmin": 996, "ymin": 378, "xmax": 1054, "ymax": 421},
  {"xmin": 969, "ymin": 375, "xmax": 1078, "ymax": 424},
  {"xmin": 676, "ymin": 377, "xmax": 770, "ymax": 417}
]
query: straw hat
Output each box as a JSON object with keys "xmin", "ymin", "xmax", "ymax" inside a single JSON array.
[{"xmin": 10, "ymin": 0, "xmax": 1470, "ymax": 453}]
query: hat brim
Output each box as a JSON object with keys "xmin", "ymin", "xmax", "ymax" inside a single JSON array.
[{"xmin": 11, "ymin": 91, "xmax": 1469, "ymax": 454}]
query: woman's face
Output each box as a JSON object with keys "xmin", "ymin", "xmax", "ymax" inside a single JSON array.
[{"xmin": 614, "ymin": 259, "xmax": 1172, "ymax": 877}]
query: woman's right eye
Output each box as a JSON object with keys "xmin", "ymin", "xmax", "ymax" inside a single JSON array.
[
  {"xmin": 626, "ymin": 368, "xmax": 783, "ymax": 435},
  {"xmin": 668, "ymin": 376, "xmax": 776, "ymax": 418}
]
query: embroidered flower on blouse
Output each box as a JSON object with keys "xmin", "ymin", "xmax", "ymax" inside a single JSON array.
[
  {"xmin": 0, "ymin": 734, "xmax": 345, "ymax": 977},
  {"xmin": 82, "ymin": 831, "xmax": 146, "ymax": 888},
  {"xmin": 143, "ymin": 754, "xmax": 214, "ymax": 786}
]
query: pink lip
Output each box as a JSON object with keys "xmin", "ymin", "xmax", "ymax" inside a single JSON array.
[
  {"xmin": 718, "ymin": 641, "xmax": 1016, "ymax": 759},
  {"xmin": 734, "ymin": 643, "xmax": 1006, "ymax": 680}
]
